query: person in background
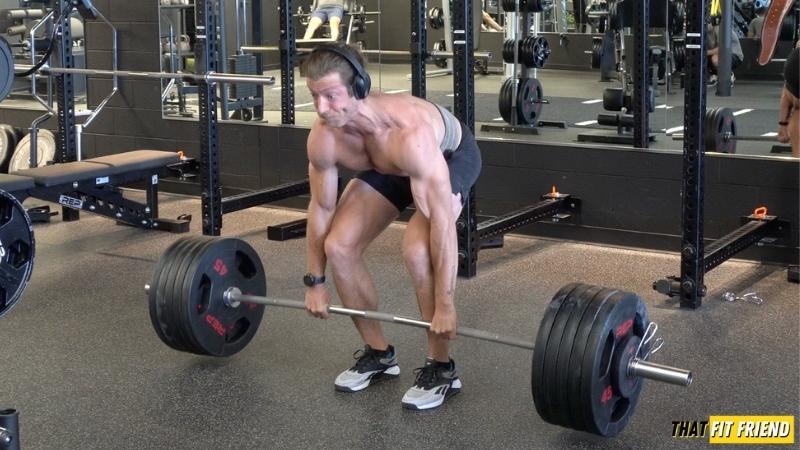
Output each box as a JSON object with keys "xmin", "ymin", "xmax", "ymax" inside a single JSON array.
[
  {"xmin": 481, "ymin": 10, "xmax": 503, "ymax": 32},
  {"xmin": 777, "ymin": 44, "xmax": 800, "ymax": 157},
  {"xmin": 748, "ymin": 0, "xmax": 769, "ymax": 38},
  {"xmin": 706, "ymin": 21, "xmax": 744, "ymax": 86},
  {"xmin": 303, "ymin": 0, "xmax": 345, "ymax": 41}
]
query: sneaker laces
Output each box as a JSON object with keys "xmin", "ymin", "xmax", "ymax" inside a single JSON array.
[
  {"xmin": 350, "ymin": 347, "xmax": 379, "ymax": 372},
  {"xmin": 411, "ymin": 364, "xmax": 438, "ymax": 390}
]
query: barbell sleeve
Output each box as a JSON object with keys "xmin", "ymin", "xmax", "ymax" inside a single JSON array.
[{"xmin": 629, "ymin": 359, "xmax": 693, "ymax": 386}]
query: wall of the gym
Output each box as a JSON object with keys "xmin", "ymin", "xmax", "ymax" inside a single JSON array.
[{"xmin": 0, "ymin": 1, "xmax": 797, "ymax": 264}]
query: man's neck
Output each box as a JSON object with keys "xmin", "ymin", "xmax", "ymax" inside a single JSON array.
[{"xmin": 344, "ymin": 97, "xmax": 386, "ymax": 136}]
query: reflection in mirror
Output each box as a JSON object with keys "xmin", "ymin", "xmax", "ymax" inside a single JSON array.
[
  {"xmin": 151, "ymin": 0, "xmax": 796, "ymax": 159},
  {"xmin": 669, "ymin": 0, "xmax": 798, "ymax": 158},
  {"xmin": 159, "ymin": 0, "xmax": 197, "ymax": 120},
  {"xmin": 0, "ymin": 7, "xmax": 88, "ymax": 113}
]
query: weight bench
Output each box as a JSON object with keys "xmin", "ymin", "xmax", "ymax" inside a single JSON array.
[{"xmin": 0, "ymin": 150, "xmax": 193, "ymax": 233}]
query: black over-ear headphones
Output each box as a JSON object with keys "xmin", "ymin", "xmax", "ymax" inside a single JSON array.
[{"xmin": 312, "ymin": 44, "xmax": 371, "ymax": 99}]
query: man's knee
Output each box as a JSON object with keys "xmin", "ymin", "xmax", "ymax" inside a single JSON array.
[{"xmin": 324, "ymin": 233, "xmax": 361, "ymax": 265}]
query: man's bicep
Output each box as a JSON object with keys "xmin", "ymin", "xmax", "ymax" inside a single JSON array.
[{"xmin": 308, "ymin": 161, "xmax": 338, "ymax": 210}]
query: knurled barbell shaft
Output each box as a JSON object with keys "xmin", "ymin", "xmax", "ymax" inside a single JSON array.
[
  {"xmin": 226, "ymin": 289, "xmax": 692, "ymax": 387},
  {"xmin": 15, "ymin": 65, "xmax": 276, "ymax": 86},
  {"xmin": 229, "ymin": 290, "xmax": 536, "ymax": 350}
]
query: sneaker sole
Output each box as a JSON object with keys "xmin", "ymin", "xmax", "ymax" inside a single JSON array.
[
  {"xmin": 401, "ymin": 379, "xmax": 462, "ymax": 411},
  {"xmin": 334, "ymin": 365, "xmax": 400, "ymax": 393}
]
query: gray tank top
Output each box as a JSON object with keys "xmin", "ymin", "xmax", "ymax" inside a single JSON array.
[{"xmin": 432, "ymin": 103, "xmax": 462, "ymax": 152}]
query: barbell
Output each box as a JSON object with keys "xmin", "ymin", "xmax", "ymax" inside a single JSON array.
[
  {"xmin": 145, "ymin": 235, "xmax": 692, "ymax": 437},
  {"xmin": 0, "ymin": 36, "xmax": 276, "ymax": 104},
  {"xmin": 240, "ymin": 45, "xmax": 493, "ymax": 61},
  {"xmin": 671, "ymin": 107, "xmax": 791, "ymax": 154}
]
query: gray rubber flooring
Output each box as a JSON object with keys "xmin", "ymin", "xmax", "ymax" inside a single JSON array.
[{"xmin": 2, "ymin": 193, "xmax": 798, "ymax": 449}]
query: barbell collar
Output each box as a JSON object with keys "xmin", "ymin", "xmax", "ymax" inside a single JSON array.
[{"xmin": 629, "ymin": 359, "xmax": 693, "ymax": 387}]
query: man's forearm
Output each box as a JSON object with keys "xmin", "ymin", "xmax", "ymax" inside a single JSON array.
[
  {"xmin": 779, "ymin": 87, "xmax": 794, "ymax": 122},
  {"xmin": 429, "ymin": 217, "xmax": 457, "ymax": 309},
  {"xmin": 305, "ymin": 202, "xmax": 334, "ymax": 274}
]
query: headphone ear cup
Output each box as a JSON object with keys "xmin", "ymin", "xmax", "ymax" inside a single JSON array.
[{"xmin": 352, "ymin": 73, "xmax": 370, "ymax": 99}]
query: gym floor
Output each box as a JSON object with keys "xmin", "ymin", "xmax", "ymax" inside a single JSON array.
[{"xmin": 2, "ymin": 192, "xmax": 797, "ymax": 449}]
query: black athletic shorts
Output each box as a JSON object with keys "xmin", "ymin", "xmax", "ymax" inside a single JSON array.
[{"xmin": 355, "ymin": 121, "xmax": 482, "ymax": 212}]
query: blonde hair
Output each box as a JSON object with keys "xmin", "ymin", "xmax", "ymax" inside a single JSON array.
[{"xmin": 300, "ymin": 43, "xmax": 366, "ymax": 96}]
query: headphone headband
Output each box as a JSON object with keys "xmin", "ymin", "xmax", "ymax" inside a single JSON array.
[{"xmin": 312, "ymin": 44, "xmax": 371, "ymax": 99}]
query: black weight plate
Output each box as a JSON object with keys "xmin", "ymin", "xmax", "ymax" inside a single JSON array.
[
  {"xmin": 520, "ymin": 37, "xmax": 533, "ymax": 67},
  {"xmin": 157, "ymin": 237, "xmax": 213, "ymax": 352},
  {"xmin": 703, "ymin": 108, "xmax": 717, "ymax": 153},
  {"xmin": 147, "ymin": 238, "xmax": 185, "ymax": 347},
  {"xmin": 540, "ymin": 283, "xmax": 596, "ymax": 427},
  {"xmin": 503, "ymin": 39, "xmax": 516, "ymax": 64},
  {"xmin": 177, "ymin": 237, "xmax": 237, "ymax": 354},
  {"xmin": 499, "ymin": 78, "xmax": 514, "ymax": 124},
  {"xmin": 567, "ymin": 287, "xmax": 621, "ymax": 432},
  {"xmin": 517, "ymin": 77, "xmax": 543, "ymax": 125},
  {"xmin": 149, "ymin": 236, "xmax": 205, "ymax": 352},
  {"xmin": 531, "ymin": 36, "xmax": 550, "ymax": 69},
  {"xmin": 612, "ymin": 335, "xmax": 642, "ymax": 399},
  {"xmin": 553, "ymin": 284, "xmax": 606, "ymax": 429},
  {"xmin": 147, "ymin": 237, "xmax": 185, "ymax": 348},
  {"xmin": 0, "ymin": 190, "xmax": 34, "ymax": 319},
  {"xmin": 153, "ymin": 236, "xmax": 227, "ymax": 353},
  {"xmin": 603, "ymin": 88, "xmax": 625, "ymax": 112},
  {"xmin": 711, "ymin": 107, "xmax": 737, "ymax": 154},
  {"xmin": 0, "ymin": 37, "xmax": 14, "ymax": 105},
  {"xmin": 579, "ymin": 290, "xmax": 649, "ymax": 437},
  {"xmin": 531, "ymin": 282, "xmax": 582, "ymax": 421},
  {"xmin": 179, "ymin": 238, "xmax": 267, "ymax": 356},
  {"xmin": 167, "ymin": 237, "xmax": 217, "ymax": 353}
]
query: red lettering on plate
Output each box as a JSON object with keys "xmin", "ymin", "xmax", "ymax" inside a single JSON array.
[
  {"xmin": 615, "ymin": 318, "xmax": 633, "ymax": 338},
  {"xmin": 600, "ymin": 385, "xmax": 613, "ymax": 404},
  {"xmin": 205, "ymin": 313, "xmax": 226, "ymax": 336},
  {"xmin": 213, "ymin": 258, "xmax": 228, "ymax": 276}
]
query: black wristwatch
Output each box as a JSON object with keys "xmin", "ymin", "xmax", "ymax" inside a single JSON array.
[{"xmin": 303, "ymin": 273, "xmax": 326, "ymax": 287}]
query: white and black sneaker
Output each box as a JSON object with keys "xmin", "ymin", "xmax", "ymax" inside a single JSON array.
[
  {"xmin": 334, "ymin": 345, "xmax": 400, "ymax": 392},
  {"xmin": 401, "ymin": 358, "xmax": 462, "ymax": 410}
]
